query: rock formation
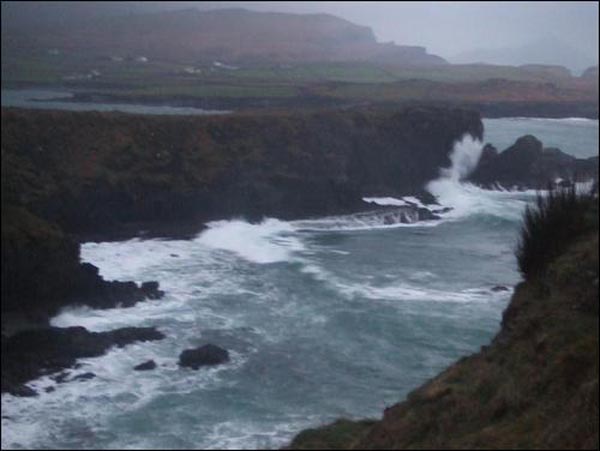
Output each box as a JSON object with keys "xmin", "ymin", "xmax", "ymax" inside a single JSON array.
[{"xmin": 469, "ymin": 135, "xmax": 598, "ymax": 190}]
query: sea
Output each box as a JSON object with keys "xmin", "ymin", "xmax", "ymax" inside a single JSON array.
[{"xmin": 1, "ymin": 92, "xmax": 598, "ymax": 449}]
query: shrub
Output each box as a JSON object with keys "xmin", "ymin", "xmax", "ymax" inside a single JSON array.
[{"xmin": 516, "ymin": 184, "xmax": 597, "ymax": 280}]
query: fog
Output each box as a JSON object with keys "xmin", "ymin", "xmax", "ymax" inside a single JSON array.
[{"xmin": 3, "ymin": 1, "xmax": 598, "ymax": 72}]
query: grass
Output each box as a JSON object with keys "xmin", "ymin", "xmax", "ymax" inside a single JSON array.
[{"xmin": 516, "ymin": 184, "xmax": 598, "ymax": 280}]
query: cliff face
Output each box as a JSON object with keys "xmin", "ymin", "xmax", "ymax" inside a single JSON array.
[
  {"xmin": 289, "ymin": 210, "xmax": 599, "ymax": 449},
  {"xmin": 1, "ymin": 107, "xmax": 482, "ymax": 237}
]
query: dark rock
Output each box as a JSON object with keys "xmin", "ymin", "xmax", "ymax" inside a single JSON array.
[
  {"xmin": 8, "ymin": 384, "xmax": 38, "ymax": 397},
  {"xmin": 1, "ymin": 326, "xmax": 164, "ymax": 394},
  {"xmin": 140, "ymin": 281, "xmax": 165, "ymax": 300},
  {"xmin": 469, "ymin": 135, "xmax": 598, "ymax": 190},
  {"xmin": 134, "ymin": 360, "xmax": 157, "ymax": 371},
  {"xmin": 44, "ymin": 386, "xmax": 56, "ymax": 393},
  {"xmin": 491, "ymin": 285, "xmax": 510, "ymax": 292},
  {"xmin": 179, "ymin": 344, "xmax": 229, "ymax": 369},
  {"xmin": 70, "ymin": 276, "xmax": 165, "ymax": 310},
  {"xmin": 431, "ymin": 207, "xmax": 453, "ymax": 214},
  {"xmin": 71, "ymin": 372, "xmax": 96, "ymax": 381},
  {"xmin": 417, "ymin": 207, "xmax": 441, "ymax": 221},
  {"xmin": 51, "ymin": 371, "xmax": 71, "ymax": 384}
]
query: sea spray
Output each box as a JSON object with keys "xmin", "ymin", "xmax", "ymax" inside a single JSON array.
[
  {"xmin": 437, "ymin": 134, "xmax": 484, "ymax": 182},
  {"xmin": 427, "ymin": 135, "xmax": 532, "ymax": 220},
  {"xmin": 196, "ymin": 218, "xmax": 304, "ymax": 264}
]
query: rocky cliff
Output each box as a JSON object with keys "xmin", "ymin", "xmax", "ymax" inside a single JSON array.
[{"xmin": 2, "ymin": 107, "xmax": 482, "ymax": 237}]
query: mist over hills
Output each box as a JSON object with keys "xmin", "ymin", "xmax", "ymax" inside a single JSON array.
[
  {"xmin": 451, "ymin": 36, "xmax": 598, "ymax": 75},
  {"xmin": 1, "ymin": 5, "xmax": 446, "ymax": 66}
]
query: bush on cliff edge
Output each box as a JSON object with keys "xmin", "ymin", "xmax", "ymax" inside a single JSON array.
[{"xmin": 516, "ymin": 183, "xmax": 598, "ymax": 281}]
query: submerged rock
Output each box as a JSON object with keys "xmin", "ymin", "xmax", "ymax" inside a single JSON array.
[
  {"xmin": 7, "ymin": 384, "xmax": 38, "ymax": 397},
  {"xmin": 491, "ymin": 285, "xmax": 510, "ymax": 292},
  {"xmin": 71, "ymin": 372, "xmax": 96, "ymax": 382},
  {"xmin": 134, "ymin": 360, "xmax": 157, "ymax": 371},
  {"xmin": 179, "ymin": 344, "xmax": 229, "ymax": 369}
]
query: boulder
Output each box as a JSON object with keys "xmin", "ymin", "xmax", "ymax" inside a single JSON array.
[
  {"xmin": 71, "ymin": 372, "xmax": 96, "ymax": 381},
  {"xmin": 134, "ymin": 360, "xmax": 157, "ymax": 371},
  {"xmin": 178, "ymin": 344, "xmax": 229, "ymax": 369}
]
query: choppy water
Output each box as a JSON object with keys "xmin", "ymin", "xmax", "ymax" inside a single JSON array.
[{"xmin": 1, "ymin": 120, "xmax": 597, "ymax": 449}]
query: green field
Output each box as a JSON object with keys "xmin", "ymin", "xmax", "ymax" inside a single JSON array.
[{"xmin": 2, "ymin": 52, "xmax": 597, "ymax": 110}]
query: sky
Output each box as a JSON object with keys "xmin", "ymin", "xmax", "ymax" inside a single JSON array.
[{"xmin": 3, "ymin": 1, "xmax": 598, "ymax": 71}]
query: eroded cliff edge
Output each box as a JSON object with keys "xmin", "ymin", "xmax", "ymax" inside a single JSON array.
[{"xmin": 2, "ymin": 107, "xmax": 482, "ymax": 237}]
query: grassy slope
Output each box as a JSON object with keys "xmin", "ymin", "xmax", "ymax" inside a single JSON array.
[{"xmin": 289, "ymin": 200, "xmax": 599, "ymax": 449}]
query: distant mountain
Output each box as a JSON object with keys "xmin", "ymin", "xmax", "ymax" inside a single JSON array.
[
  {"xmin": 451, "ymin": 36, "xmax": 597, "ymax": 74},
  {"xmin": 581, "ymin": 66, "xmax": 599, "ymax": 80},
  {"xmin": 1, "ymin": 7, "xmax": 446, "ymax": 66}
]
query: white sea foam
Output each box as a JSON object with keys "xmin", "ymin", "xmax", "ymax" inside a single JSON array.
[
  {"xmin": 2, "ymin": 343, "xmax": 249, "ymax": 450},
  {"xmin": 196, "ymin": 218, "xmax": 304, "ymax": 264},
  {"xmin": 334, "ymin": 280, "xmax": 510, "ymax": 304},
  {"xmin": 291, "ymin": 211, "xmax": 440, "ymax": 232},
  {"xmin": 362, "ymin": 197, "xmax": 411, "ymax": 207},
  {"xmin": 426, "ymin": 134, "xmax": 535, "ymax": 221},
  {"xmin": 362, "ymin": 196, "xmax": 428, "ymax": 209}
]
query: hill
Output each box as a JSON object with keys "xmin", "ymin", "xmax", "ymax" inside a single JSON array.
[{"xmin": 1, "ymin": 7, "xmax": 446, "ymax": 66}]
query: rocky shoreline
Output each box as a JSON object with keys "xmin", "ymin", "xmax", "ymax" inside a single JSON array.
[
  {"xmin": 2, "ymin": 106, "xmax": 481, "ymax": 398},
  {"xmin": 1, "ymin": 105, "xmax": 597, "ymax": 414}
]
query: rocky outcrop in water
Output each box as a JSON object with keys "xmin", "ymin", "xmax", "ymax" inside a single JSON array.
[
  {"xmin": 1, "ymin": 326, "xmax": 165, "ymax": 396},
  {"xmin": 469, "ymin": 135, "xmax": 598, "ymax": 190},
  {"xmin": 134, "ymin": 360, "xmax": 157, "ymax": 371},
  {"xmin": 178, "ymin": 344, "xmax": 230, "ymax": 369}
]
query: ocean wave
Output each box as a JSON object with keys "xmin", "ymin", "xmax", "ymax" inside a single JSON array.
[
  {"xmin": 425, "ymin": 134, "xmax": 535, "ymax": 221},
  {"xmin": 196, "ymin": 218, "xmax": 304, "ymax": 264}
]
